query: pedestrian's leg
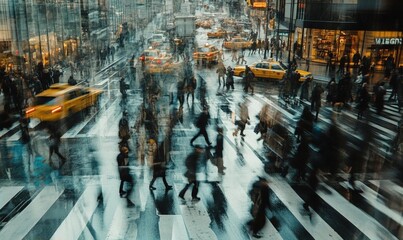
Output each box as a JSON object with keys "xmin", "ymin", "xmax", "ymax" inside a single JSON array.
[
  {"xmin": 162, "ymin": 176, "xmax": 172, "ymax": 189},
  {"xmin": 119, "ymin": 180, "xmax": 125, "ymax": 196},
  {"xmin": 202, "ymin": 129, "xmax": 211, "ymax": 145},
  {"xmin": 149, "ymin": 177, "xmax": 157, "ymax": 189},
  {"xmin": 179, "ymin": 183, "xmax": 190, "ymax": 199},
  {"xmin": 191, "ymin": 181, "xmax": 200, "ymax": 200},
  {"xmin": 190, "ymin": 131, "xmax": 201, "ymax": 145}
]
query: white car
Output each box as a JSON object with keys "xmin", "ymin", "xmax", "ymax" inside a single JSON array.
[{"xmin": 148, "ymin": 34, "xmax": 166, "ymax": 46}]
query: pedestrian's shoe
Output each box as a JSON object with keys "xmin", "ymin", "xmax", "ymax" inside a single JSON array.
[
  {"xmin": 119, "ymin": 191, "xmax": 127, "ymax": 198},
  {"xmin": 165, "ymin": 185, "xmax": 173, "ymax": 190},
  {"xmin": 192, "ymin": 197, "xmax": 201, "ymax": 201},
  {"xmin": 252, "ymin": 233, "xmax": 262, "ymax": 239},
  {"xmin": 149, "ymin": 186, "xmax": 156, "ymax": 190},
  {"xmin": 127, "ymin": 200, "xmax": 135, "ymax": 208},
  {"xmin": 178, "ymin": 194, "xmax": 185, "ymax": 200},
  {"xmin": 240, "ymin": 133, "xmax": 246, "ymax": 137}
]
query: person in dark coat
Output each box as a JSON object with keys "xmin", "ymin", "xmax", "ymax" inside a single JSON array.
[
  {"xmin": 149, "ymin": 142, "xmax": 173, "ymax": 190},
  {"xmin": 353, "ymin": 52, "xmax": 361, "ymax": 67},
  {"xmin": 178, "ymin": 145, "xmax": 204, "ymax": 201},
  {"xmin": 247, "ymin": 177, "xmax": 270, "ymax": 238},
  {"xmin": 356, "ymin": 83, "xmax": 370, "ymax": 120},
  {"xmin": 326, "ymin": 78, "xmax": 337, "ymax": 105},
  {"xmin": 118, "ymin": 111, "xmax": 130, "ymax": 146},
  {"xmin": 186, "ymin": 76, "xmax": 197, "ymax": 104},
  {"xmin": 214, "ymin": 126, "xmax": 225, "ymax": 174},
  {"xmin": 243, "ymin": 66, "xmax": 254, "ymax": 94},
  {"xmin": 177, "ymin": 80, "xmax": 185, "ymax": 108},
  {"xmin": 117, "ymin": 146, "xmax": 135, "ymax": 207},
  {"xmin": 48, "ymin": 127, "xmax": 66, "ymax": 168},
  {"xmin": 302, "ymin": 167, "xmax": 319, "ymax": 219},
  {"xmin": 68, "ymin": 75, "xmax": 77, "ymax": 85},
  {"xmin": 388, "ymin": 69, "xmax": 399, "ymax": 102},
  {"xmin": 295, "ymin": 106, "xmax": 314, "ymax": 142},
  {"xmin": 291, "ymin": 136, "xmax": 310, "ymax": 182},
  {"xmin": 310, "ymin": 83, "xmax": 324, "ymax": 121},
  {"xmin": 338, "ymin": 55, "xmax": 347, "ymax": 75},
  {"xmin": 374, "ymin": 81, "xmax": 386, "ymax": 114},
  {"xmin": 190, "ymin": 106, "xmax": 212, "ymax": 146},
  {"xmin": 226, "ymin": 66, "xmax": 235, "ymax": 91}
]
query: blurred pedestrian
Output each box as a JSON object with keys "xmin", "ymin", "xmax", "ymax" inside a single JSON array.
[
  {"xmin": 302, "ymin": 167, "xmax": 319, "ymax": 219},
  {"xmin": 118, "ymin": 111, "xmax": 131, "ymax": 147},
  {"xmin": 177, "ymin": 80, "xmax": 185, "ymax": 108},
  {"xmin": 233, "ymin": 101, "xmax": 249, "ymax": 137},
  {"xmin": 356, "ymin": 83, "xmax": 370, "ymax": 120},
  {"xmin": 374, "ymin": 81, "xmax": 386, "ymax": 114},
  {"xmin": 353, "ymin": 52, "xmax": 361, "ymax": 68},
  {"xmin": 237, "ymin": 48, "xmax": 247, "ymax": 65},
  {"xmin": 214, "ymin": 126, "xmax": 225, "ymax": 174},
  {"xmin": 388, "ymin": 69, "xmax": 399, "ymax": 102},
  {"xmin": 243, "ymin": 66, "xmax": 254, "ymax": 94},
  {"xmin": 149, "ymin": 142, "xmax": 173, "ymax": 191},
  {"xmin": 190, "ymin": 106, "xmax": 212, "ymax": 146},
  {"xmin": 326, "ymin": 78, "xmax": 337, "ymax": 105},
  {"xmin": 295, "ymin": 106, "xmax": 314, "ymax": 142},
  {"xmin": 216, "ymin": 61, "xmax": 226, "ymax": 87},
  {"xmin": 247, "ymin": 177, "xmax": 270, "ymax": 238},
  {"xmin": 48, "ymin": 127, "xmax": 66, "ymax": 168},
  {"xmin": 290, "ymin": 136, "xmax": 310, "ymax": 182},
  {"xmin": 311, "ymin": 83, "xmax": 324, "ymax": 121},
  {"xmin": 256, "ymin": 104, "xmax": 270, "ymax": 141},
  {"xmin": 186, "ymin": 76, "xmax": 197, "ymax": 104},
  {"xmin": 178, "ymin": 145, "xmax": 204, "ymax": 201},
  {"xmin": 226, "ymin": 66, "xmax": 235, "ymax": 91},
  {"xmin": 68, "ymin": 75, "xmax": 77, "ymax": 85},
  {"xmin": 117, "ymin": 146, "xmax": 135, "ymax": 207},
  {"xmin": 147, "ymin": 138, "xmax": 158, "ymax": 167},
  {"xmin": 231, "ymin": 48, "xmax": 237, "ymax": 62}
]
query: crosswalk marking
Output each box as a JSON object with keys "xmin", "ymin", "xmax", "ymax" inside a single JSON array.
[
  {"xmin": 174, "ymin": 183, "xmax": 218, "ymax": 240},
  {"xmin": 0, "ymin": 186, "xmax": 64, "ymax": 239},
  {"xmin": 0, "ymin": 186, "xmax": 23, "ymax": 210},
  {"xmin": 50, "ymin": 185, "xmax": 101, "ymax": 240},
  {"xmin": 269, "ymin": 176, "xmax": 343, "ymax": 239},
  {"xmin": 158, "ymin": 215, "xmax": 189, "ymax": 240},
  {"xmin": 340, "ymin": 181, "xmax": 403, "ymax": 226},
  {"xmin": 319, "ymin": 182, "xmax": 399, "ymax": 240}
]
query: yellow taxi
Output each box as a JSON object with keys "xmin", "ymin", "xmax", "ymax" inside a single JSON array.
[
  {"xmin": 139, "ymin": 48, "xmax": 161, "ymax": 64},
  {"xmin": 195, "ymin": 19, "xmax": 213, "ymax": 29},
  {"xmin": 233, "ymin": 60, "xmax": 313, "ymax": 82},
  {"xmin": 223, "ymin": 37, "xmax": 252, "ymax": 50},
  {"xmin": 207, "ymin": 28, "xmax": 228, "ymax": 38},
  {"xmin": 145, "ymin": 56, "xmax": 182, "ymax": 75},
  {"xmin": 193, "ymin": 43, "xmax": 219, "ymax": 65},
  {"xmin": 25, "ymin": 83, "xmax": 103, "ymax": 121}
]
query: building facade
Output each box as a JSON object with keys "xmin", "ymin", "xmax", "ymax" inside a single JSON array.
[
  {"xmin": 0, "ymin": 0, "xmax": 138, "ymax": 72},
  {"xmin": 279, "ymin": 0, "xmax": 403, "ymax": 68}
]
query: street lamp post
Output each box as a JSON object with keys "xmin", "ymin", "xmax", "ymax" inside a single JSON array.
[
  {"xmin": 263, "ymin": 4, "xmax": 270, "ymax": 59},
  {"xmin": 287, "ymin": 0, "xmax": 295, "ymax": 64}
]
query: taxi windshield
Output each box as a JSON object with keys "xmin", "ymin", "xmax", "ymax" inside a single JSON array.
[
  {"xmin": 197, "ymin": 47, "xmax": 211, "ymax": 53},
  {"xmin": 35, "ymin": 96, "xmax": 60, "ymax": 106}
]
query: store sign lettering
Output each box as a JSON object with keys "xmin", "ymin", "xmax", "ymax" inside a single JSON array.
[{"xmin": 374, "ymin": 38, "xmax": 403, "ymax": 45}]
